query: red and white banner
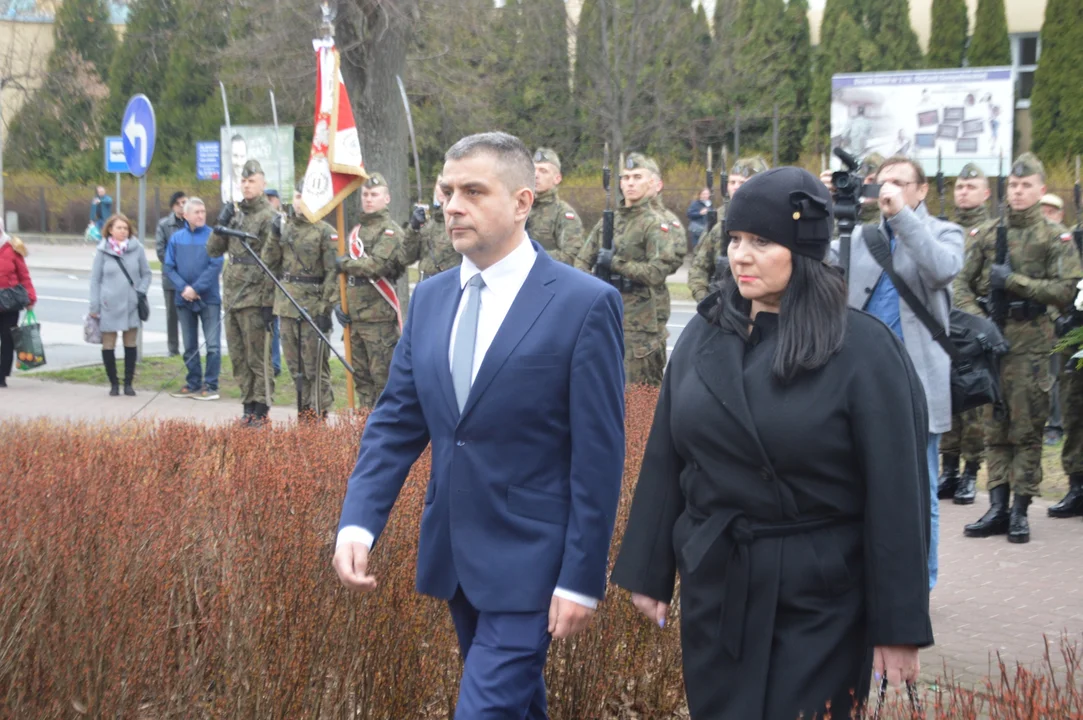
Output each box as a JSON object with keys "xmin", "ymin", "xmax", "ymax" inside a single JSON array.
[
  {"xmin": 347, "ymin": 225, "xmax": 402, "ymax": 332},
  {"xmin": 297, "ymin": 38, "xmax": 367, "ymax": 222}
]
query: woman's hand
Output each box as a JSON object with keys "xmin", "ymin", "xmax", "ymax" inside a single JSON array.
[
  {"xmin": 873, "ymin": 645, "xmax": 920, "ymax": 687},
  {"xmin": 631, "ymin": 593, "xmax": 669, "ymax": 628},
  {"xmin": 89, "ymin": 312, "xmax": 99, "ymax": 319}
]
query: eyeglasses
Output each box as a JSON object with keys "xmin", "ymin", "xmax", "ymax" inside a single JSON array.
[{"xmin": 880, "ymin": 179, "xmax": 920, "ymax": 189}]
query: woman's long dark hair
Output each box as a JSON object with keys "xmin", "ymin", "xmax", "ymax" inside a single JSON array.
[{"xmin": 711, "ymin": 253, "xmax": 848, "ymax": 383}]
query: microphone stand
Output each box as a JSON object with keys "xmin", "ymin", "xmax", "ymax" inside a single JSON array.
[{"xmin": 214, "ymin": 226, "xmax": 355, "ymax": 416}]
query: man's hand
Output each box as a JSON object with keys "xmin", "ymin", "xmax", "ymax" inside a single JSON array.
[
  {"xmin": 260, "ymin": 307, "xmax": 275, "ymax": 331},
  {"xmin": 631, "ymin": 593, "xmax": 669, "ymax": 628},
  {"xmin": 334, "ymin": 303, "xmax": 351, "ymax": 326},
  {"xmin": 873, "ymin": 645, "xmax": 920, "ymax": 687},
  {"xmin": 596, "ymin": 247, "xmax": 614, "ymax": 272},
  {"xmin": 819, "ymin": 170, "xmax": 835, "ymax": 193},
  {"xmin": 332, "ymin": 541, "xmax": 377, "ymax": 591},
  {"xmin": 878, "ymin": 182, "xmax": 906, "ymax": 218},
  {"xmin": 217, "ymin": 203, "xmax": 236, "ymax": 227},
  {"xmin": 548, "ymin": 595, "xmax": 595, "ymax": 640},
  {"xmin": 990, "ymin": 258, "xmax": 1013, "ymax": 290},
  {"xmin": 335, "ymin": 255, "xmax": 351, "ymax": 274},
  {"xmin": 409, "ymin": 205, "xmax": 427, "ymax": 231},
  {"xmin": 181, "ymin": 286, "xmax": 199, "ymax": 302}
]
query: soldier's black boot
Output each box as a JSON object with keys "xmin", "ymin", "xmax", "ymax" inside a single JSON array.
[
  {"xmin": 1008, "ymin": 494, "xmax": 1032, "ymax": 544},
  {"xmin": 102, "ymin": 349, "xmax": 119, "ymax": 396},
  {"xmin": 240, "ymin": 402, "xmax": 253, "ymax": 425},
  {"xmin": 249, "ymin": 402, "xmax": 270, "ymax": 428},
  {"xmin": 964, "ymin": 484, "xmax": 1011, "ymax": 537},
  {"xmin": 954, "ymin": 461, "xmax": 980, "ymax": 505},
  {"xmin": 123, "ymin": 347, "xmax": 137, "ymax": 396},
  {"xmin": 937, "ymin": 453, "xmax": 960, "ymax": 499},
  {"xmin": 1048, "ymin": 473, "xmax": 1083, "ymax": 518}
]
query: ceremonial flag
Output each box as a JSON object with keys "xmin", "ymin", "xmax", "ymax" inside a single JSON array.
[{"xmin": 347, "ymin": 226, "xmax": 403, "ymax": 331}]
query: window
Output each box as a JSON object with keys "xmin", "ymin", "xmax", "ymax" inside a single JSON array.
[{"xmin": 1011, "ymin": 33, "xmax": 1040, "ymax": 108}]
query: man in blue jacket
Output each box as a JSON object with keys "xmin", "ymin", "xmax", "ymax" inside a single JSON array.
[{"xmin": 164, "ymin": 197, "xmax": 224, "ymax": 400}]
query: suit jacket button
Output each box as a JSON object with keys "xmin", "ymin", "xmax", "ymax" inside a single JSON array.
[
  {"xmin": 864, "ymin": 287, "xmax": 873, "ymax": 294},
  {"xmin": 456, "ymin": 440, "xmax": 465, "ymax": 447}
]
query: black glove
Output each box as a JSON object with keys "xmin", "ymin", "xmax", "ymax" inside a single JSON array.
[
  {"xmin": 990, "ymin": 259, "xmax": 1012, "ymax": 290},
  {"xmin": 217, "ymin": 203, "xmax": 236, "ymax": 227},
  {"xmin": 260, "ymin": 306, "xmax": 275, "ymax": 331},
  {"xmin": 271, "ymin": 213, "xmax": 283, "ymax": 236},
  {"xmin": 596, "ymin": 247, "xmax": 614, "ymax": 272},
  {"xmin": 335, "ymin": 255, "xmax": 351, "ymax": 274},
  {"xmin": 409, "ymin": 205, "xmax": 427, "ymax": 231},
  {"xmin": 334, "ymin": 303, "xmax": 351, "ymax": 326},
  {"xmin": 314, "ymin": 314, "xmax": 332, "ymax": 333}
]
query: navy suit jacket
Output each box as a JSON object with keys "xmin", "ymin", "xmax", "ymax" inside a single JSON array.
[{"xmin": 338, "ymin": 243, "xmax": 626, "ymax": 613}]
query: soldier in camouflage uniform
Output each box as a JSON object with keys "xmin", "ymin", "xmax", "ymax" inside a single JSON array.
[
  {"xmin": 1051, "ymin": 289, "xmax": 1083, "ymax": 518},
  {"xmin": 526, "ymin": 148, "xmax": 584, "ymax": 265},
  {"xmin": 207, "ymin": 159, "xmax": 278, "ymax": 425},
  {"xmin": 577, "ymin": 154, "xmax": 675, "ymax": 386},
  {"xmin": 688, "ymin": 156, "xmax": 769, "ymax": 302},
  {"xmin": 262, "ymin": 181, "xmax": 338, "ymax": 419},
  {"xmin": 858, "ymin": 153, "xmax": 884, "ymax": 224},
  {"xmin": 333, "ymin": 173, "xmax": 406, "ymax": 409},
  {"xmin": 954, "ymin": 153, "xmax": 1083, "ymax": 543},
  {"xmin": 403, "ymin": 175, "xmax": 462, "ymax": 280},
  {"xmin": 939, "ymin": 162, "xmax": 992, "ymax": 504}
]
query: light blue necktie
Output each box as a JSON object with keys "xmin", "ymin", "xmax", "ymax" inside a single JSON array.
[{"xmin": 452, "ymin": 274, "xmax": 485, "ymax": 412}]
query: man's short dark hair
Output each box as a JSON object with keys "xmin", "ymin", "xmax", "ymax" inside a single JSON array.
[
  {"xmin": 445, "ymin": 132, "xmax": 535, "ymax": 194},
  {"xmin": 878, "ymin": 155, "xmax": 927, "ymax": 186},
  {"xmin": 169, "ymin": 191, "xmax": 187, "ymax": 207}
]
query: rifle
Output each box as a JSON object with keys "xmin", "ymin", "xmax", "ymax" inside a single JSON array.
[
  {"xmin": 596, "ymin": 142, "xmax": 615, "ymax": 285},
  {"xmin": 721, "ymin": 146, "xmax": 730, "ymax": 207},
  {"xmin": 705, "ymin": 146, "xmax": 718, "ymax": 234},
  {"xmin": 1075, "ymin": 156, "xmax": 1082, "ymax": 259},
  {"xmin": 990, "ymin": 153, "xmax": 1008, "ymax": 328},
  {"xmin": 936, "ymin": 148, "xmax": 947, "ymax": 220}
]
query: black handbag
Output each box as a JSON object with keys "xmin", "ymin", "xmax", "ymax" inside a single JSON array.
[
  {"xmin": 0, "ymin": 284, "xmax": 30, "ymax": 312},
  {"xmin": 864, "ymin": 224, "xmax": 1010, "ymax": 415},
  {"xmin": 112, "ymin": 254, "xmax": 150, "ymax": 322}
]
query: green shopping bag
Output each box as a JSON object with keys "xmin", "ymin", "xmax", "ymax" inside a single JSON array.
[{"xmin": 15, "ymin": 309, "xmax": 46, "ymax": 370}]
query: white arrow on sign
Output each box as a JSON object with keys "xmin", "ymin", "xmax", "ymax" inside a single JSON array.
[{"xmin": 124, "ymin": 113, "xmax": 148, "ymax": 167}]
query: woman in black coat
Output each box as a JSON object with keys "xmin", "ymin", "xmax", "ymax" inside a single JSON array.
[{"xmin": 611, "ymin": 167, "xmax": 934, "ymax": 720}]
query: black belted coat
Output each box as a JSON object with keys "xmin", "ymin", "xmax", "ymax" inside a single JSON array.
[{"xmin": 611, "ymin": 300, "xmax": 935, "ymax": 720}]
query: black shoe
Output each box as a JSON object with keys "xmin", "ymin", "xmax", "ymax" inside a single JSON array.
[
  {"xmin": 240, "ymin": 402, "xmax": 254, "ymax": 425},
  {"xmin": 102, "ymin": 349, "xmax": 119, "ymax": 396},
  {"xmin": 1048, "ymin": 474, "xmax": 1083, "ymax": 518},
  {"xmin": 248, "ymin": 402, "xmax": 270, "ymax": 428},
  {"xmin": 937, "ymin": 454, "xmax": 961, "ymax": 499},
  {"xmin": 1008, "ymin": 494, "xmax": 1032, "ymax": 544},
  {"xmin": 964, "ymin": 484, "xmax": 1011, "ymax": 537},
  {"xmin": 123, "ymin": 347, "xmax": 137, "ymax": 395},
  {"xmin": 124, "ymin": 384, "xmax": 136, "ymax": 396},
  {"xmin": 954, "ymin": 461, "xmax": 980, "ymax": 505},
  {"xmin": 0, "ymin": 377, "xmax": 7, "ymax": 388}
]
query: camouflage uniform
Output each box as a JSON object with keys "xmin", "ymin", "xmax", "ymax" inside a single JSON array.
[
  {"xmin": 954, "ymin": 156, "xmax": 1082, "ymax": 505},
  {"xmin": 577, "ymin": 156, "xmax": 674, "ymax": 387},
  {"xmin": 528, "ymin": 188, "xmax": 584, "ymax": 266},
  {"xmin": 858, "ymin": 152, "xmax": 884, "ymax": 225},
  {"xmin": 206, "ymin": 160, "xmax": 278, "ymax": 413},
  {"xmin": 338, "ymin": 179, "xmax": 406, "ymax": 409},
  {"xmin": 403, "ymin": 204, "xmax": 462, "ymax": 280},
  {"xmin": 1052, "ymin": 220, "xmax": 1083, "ymax": 517},
  {"xmin": 262, "ymin": 208, "xmax": 338, "ymax": 413}
]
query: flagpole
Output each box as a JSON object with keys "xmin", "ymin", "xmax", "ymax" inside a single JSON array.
[{"xmin": 336, "ymin": 204, "xmax": 355, "ymax": 410}]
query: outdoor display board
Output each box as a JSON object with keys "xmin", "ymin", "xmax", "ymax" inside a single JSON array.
[
  {"xmin": 218, "ymin": 124, "xmax": 295, "ymax": 203},
  {"xmin": 830, "ymin": 67, "xmax": 1014, "ymax": 177}
]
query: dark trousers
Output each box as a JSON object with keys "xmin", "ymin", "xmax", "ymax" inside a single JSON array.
[
  {"xmin": 0, "ymin": 310, "xmax": 17, "ymax": 378},
  {"xmin": 447, "ymin": 586, "xmax": 551, "ymax": 719},
  {"xmin": 163, "ymin": 288, "xmax": 180, "ymax": 355},
  {"xmin": 178, "ymin": 304, "xmax": 221, "ymax": 391}
]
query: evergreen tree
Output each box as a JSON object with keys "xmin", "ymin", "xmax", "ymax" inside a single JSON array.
[
  {"xmin": 969, "ymin": 0, "xmax": 1010, "ymax": 66},
  {"xmin": 926, "ymin": 0, "xmax": 969, "ymax": 68},
  {"xmin": 860, "ymin": 0, "xmax": 922, "ymax": 71},
  {"xmin": 732, "ymin": 0, "xmax": 789, "ymax": 149},
  {"xmin": 779, "ymin": 0, "xmax": 812, "ymax": 162},
  {"xmin": 106, "ymin": 0, "xmax": 179, "ymax": 129},
  {"xmin": 52, "ymin": 0, "xmax": 117, "ymax": 81},
  {"xmin": 1029, "ymin": 0, "xmax": 1083, "ymax": 161},
  {"xmin": 803, "ymin": 0, "xmax": 866, "ymax": 153}
]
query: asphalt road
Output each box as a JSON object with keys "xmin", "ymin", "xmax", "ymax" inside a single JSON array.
[{"xmin": 25, "ymin": 268, "xmax": 697, "ymax": 370}]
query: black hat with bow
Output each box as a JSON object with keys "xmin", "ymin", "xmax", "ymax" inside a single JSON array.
[{"xmin": 724, "ymin": 167, "xmax": 834, "ymax": 261}]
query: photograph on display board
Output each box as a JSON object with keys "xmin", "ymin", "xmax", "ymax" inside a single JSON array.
[
  {"xmin": 218, "ymin": 125, "xmax": 295, "ymax": 204},
  {"xmin": 830, "ymin": 67, "xmax": 1014, "ymax": 178}
]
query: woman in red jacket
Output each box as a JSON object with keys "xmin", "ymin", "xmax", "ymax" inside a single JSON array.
[{"xmin": 0, "ymin": 219, "xmax": 36, "ymax": 387}]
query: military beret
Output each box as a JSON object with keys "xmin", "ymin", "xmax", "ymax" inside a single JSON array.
[
  {"xmin": 533, "ymin": 148, "xmax": 561, "ymax": 171},
  {"xmin": 241, "ymin": 159, "xmax": 264, "ymax": 178},
  {"xmin": 1040, "ymin": 193, "xmax": 1064, "ymax": 210},
  {"xmin": 724, "ymin": 167, "xmax": 833, "ymax": 261},
  {"xmin": 364, "ymin": 172, "xmax": 387, "ymax": 189},
  {"xmin": 958, "ymin": 162, "xmax": 986, "ymax": 180},
  {"xmin": 623, "ymin": 152, "xmax": 660, "ymax": 176},
  {"xmin": 731, "ymin": 156, "xmax": 769, "ymax": 178},
  {"xmin": 858, "ymin": 152, "xmax": 884, "ymax": 176},
  {"xmin": 264, "ymin": 188, "xmax": 280, "ymax": 199},
  {"xmin": 1011, "ymin": 152, "xmax": 1045, "ymax": 178}
]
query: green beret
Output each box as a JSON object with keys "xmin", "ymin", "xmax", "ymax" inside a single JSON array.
[
  {"xmin": 958, "ymin": 162, "xmax": 986, "ymax": 180},
  {"xmin": 241, "ymin": 159, "xmax": 264, "ymax": 178},
  {"xmin": 731, "ymin": 156, "xmax": 769, "ymax": 178},
  {"xmin": 623, "ymin": 152, "xmax": 660, "ymax": 176},
  {"xmin": 858, "ymin": 152, "xmax": 884, "ymax": 176},
  {"xmin": 1011, "ymin": 152, "xmax": 1044, "ymax": 179},
  {"xmin": 533, "ymin": 148, "xmax": 561, "ymax": 171},
  {"xmin": 364, "ymin": 172, "xmax": 387, "ymax": 189}
]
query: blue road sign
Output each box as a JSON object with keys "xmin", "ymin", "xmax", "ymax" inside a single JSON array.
[
  {"xmin": 104, "ymin": 136, "xmax": 128, "ymax": 173},
  {"xmin": 196, "ymin": 141, "xmax": 221, "ymax": 181},
  {"xmin": 121, "ymin": 94, "xmax": 156, "ymax": 177}
]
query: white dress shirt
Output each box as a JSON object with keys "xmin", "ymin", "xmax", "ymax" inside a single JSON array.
[{"xmin": 338, "ymin": 235, "xmax": 598, "ymax": 610}]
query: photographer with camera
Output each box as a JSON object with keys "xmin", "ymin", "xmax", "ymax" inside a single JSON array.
[{"xmin": 832, "ymin": 155, "xmax": 964, "ymax": 591}]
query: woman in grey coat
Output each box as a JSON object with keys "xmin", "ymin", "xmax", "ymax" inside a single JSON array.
[{"xmin": 89, "ymin": 214, "xmax": 151, "ymax": 396}]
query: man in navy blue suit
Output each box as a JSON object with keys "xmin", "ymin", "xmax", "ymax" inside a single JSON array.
[{"xmin": 333, "ymin": 132, "xmax": 626, "ymax": 718}]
